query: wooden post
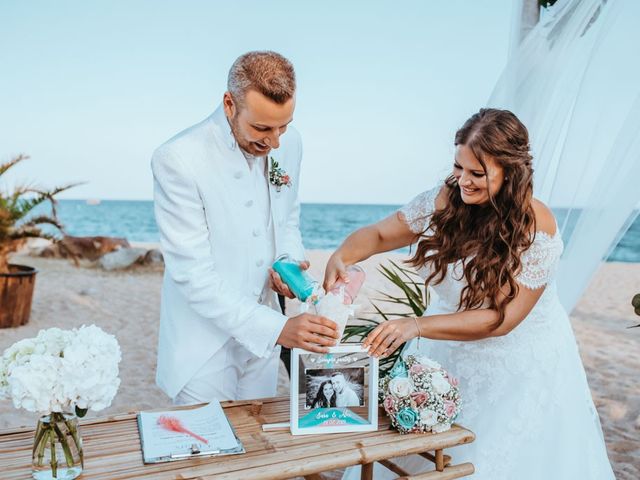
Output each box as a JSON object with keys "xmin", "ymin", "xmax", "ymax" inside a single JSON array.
[
  {"xmin": 435, "ymin": 449, "xmax": 445, "ymax": 472},
  {"xmin": 361, "ymin": 462, "xmax": 374, "ymax": 480}
]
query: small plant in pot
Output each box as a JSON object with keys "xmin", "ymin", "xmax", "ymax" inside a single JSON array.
[{"xmin": 0, "ymin": 154, "xmax": 75, "ymax": 328}]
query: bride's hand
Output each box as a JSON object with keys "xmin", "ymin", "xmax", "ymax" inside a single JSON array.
[
  {"xmin": 363, "ymin": 318, "xmax": 420, "ymax": 358},
  {"xmin": 323, "ymin": 253, "xmax": 349, "ymax": 292}
]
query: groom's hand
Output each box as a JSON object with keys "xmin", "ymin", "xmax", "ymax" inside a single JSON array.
[
  {"xmin": 269, "ymin": 260, "xmax": 310, "ymax": 299},
  {"xmin": 277, "ymin": 313, "xmax": 340, "ymax": 353}
]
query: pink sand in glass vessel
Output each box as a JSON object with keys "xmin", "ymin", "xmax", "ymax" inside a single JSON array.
[{"xmin": 329, "ymin": 265, "xmax": 366, "ymax": 304}]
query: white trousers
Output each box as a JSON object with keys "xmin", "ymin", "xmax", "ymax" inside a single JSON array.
[{"xmin": 173, "ymin": 338, "xmax": 281, "ymax": 406}]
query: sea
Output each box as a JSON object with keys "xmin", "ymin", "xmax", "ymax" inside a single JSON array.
[{"xmin": 35, "ymin": 200, "xmax": 640, "ymax": 262}]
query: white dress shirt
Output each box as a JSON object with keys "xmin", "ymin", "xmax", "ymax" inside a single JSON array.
[{"xmin": 241, "ymin": 152, "xmax": 275, "ymax": 280}]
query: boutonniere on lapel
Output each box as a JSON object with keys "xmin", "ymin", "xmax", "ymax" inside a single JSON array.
[{"xmin": 268, "ymin": 156, "xmax": 292, "ymax": 192}]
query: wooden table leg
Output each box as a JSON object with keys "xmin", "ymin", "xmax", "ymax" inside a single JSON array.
[
  {"xmin": 435, "ymin": 449, "xmax": 445, "ymax": 472},
  {"xmin": 361, "ymin": 462, "xmax": 374, "ymax": 480},
  {"xmin": 419, "ymin": 451, "xmax": 451, "ymax": 467}
]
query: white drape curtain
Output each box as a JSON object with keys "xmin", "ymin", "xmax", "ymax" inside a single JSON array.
[{"xmin": 488, "ymin": 0, "xmax": 640, "ymax": 312}]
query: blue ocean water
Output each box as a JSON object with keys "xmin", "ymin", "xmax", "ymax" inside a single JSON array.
[{"xmin": 35, "ymin": 200, "xmax": 640, "ymax": 262}]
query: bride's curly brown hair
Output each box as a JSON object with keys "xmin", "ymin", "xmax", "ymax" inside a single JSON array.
[{"xmin": 408, "ymin": 108, "xmax": 536, "ymax": 327}]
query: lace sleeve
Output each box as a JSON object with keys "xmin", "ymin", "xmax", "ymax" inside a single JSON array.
[
  {"xmin": 399, "ymin": 185, "xmax": 441, "ymax": 234},
  {"xmin": 516, "ymin": 232, "xmax": 564, "ymax": 289}
]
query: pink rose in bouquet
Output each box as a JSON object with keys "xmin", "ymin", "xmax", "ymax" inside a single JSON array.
[
  {"xmin": 410, "ymin": 391, "xmax": 429, "ymax": 407},
  {"xmin": 383, "ymin": 396, "xmax": 396, "ymax": 413}
]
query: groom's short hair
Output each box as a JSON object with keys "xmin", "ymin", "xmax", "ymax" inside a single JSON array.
[{"xmin": 227, "ymin": 51, "xmax": 296, "ymax": 105}]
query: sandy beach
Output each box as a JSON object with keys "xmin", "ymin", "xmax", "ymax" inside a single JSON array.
[{"xmin": 0, "ymin": 251, "xmax": 638, "ymax": 479}]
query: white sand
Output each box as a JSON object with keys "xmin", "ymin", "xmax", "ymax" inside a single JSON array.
[{"xmin": 0, "ymin": 251, "xmax": 638, "ymax": 479}]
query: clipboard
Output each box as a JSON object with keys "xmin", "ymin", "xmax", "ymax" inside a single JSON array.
[{"xmin": 136, "ymin": 401, "xmax": 245, "ymax": 464}]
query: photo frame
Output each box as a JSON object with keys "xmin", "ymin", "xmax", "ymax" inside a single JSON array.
[{"xmin": 290, "ymin": 345, "xmax": 378, "ymax": 435}]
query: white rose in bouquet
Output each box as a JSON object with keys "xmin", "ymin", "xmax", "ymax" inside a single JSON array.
[
  {"xmin": 419, "ymin": 409, "xmax": 438, "ymax": 427},
  {"xmin": 388, "ymin": 376, "xmax": 413, "ymax": 398},
  {"xmin": 432, "ymin": 422, "xmax": 452, "ymax": 433},
  {"xmin": 431, "ymin": 372, "xmax": 452, "ymax": 395}
]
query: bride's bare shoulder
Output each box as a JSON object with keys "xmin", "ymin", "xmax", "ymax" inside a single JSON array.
[{"xmin": 531, "ymin": 198, "xmax": 557, "ymax": 236}]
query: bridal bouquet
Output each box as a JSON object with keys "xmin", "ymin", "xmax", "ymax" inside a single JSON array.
[
  {"xmin": 0, "ymin": 325, "xmax": 121, "ymax": 479},
  {"xmin": 380, "ymin": 354, "xmax": 461, "ymax": 434}
]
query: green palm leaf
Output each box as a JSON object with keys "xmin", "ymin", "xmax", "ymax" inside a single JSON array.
[
  {"xmin": 342, "ymin": 260, "xmax": 428, "ymax": 376},
  {"xmin": 0, "ymin": 154, "xmax": 28, "ymax": 177},
  {"xmin": 0, "ymin": 155, "xmax": 79, "ymax": 271}
]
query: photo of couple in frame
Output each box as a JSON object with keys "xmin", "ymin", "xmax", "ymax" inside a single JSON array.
[{"xmin": 304, "ymin": 368, "xmax": 365, "ymax": 410}]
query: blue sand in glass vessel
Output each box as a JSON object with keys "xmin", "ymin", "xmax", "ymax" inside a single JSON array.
[{"xmin": 272, "ymin": 255, "xmax": 318, "ymax": 302}]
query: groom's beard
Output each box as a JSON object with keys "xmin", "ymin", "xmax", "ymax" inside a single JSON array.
[{"xmin": 228, "ymin": 114, "xmax": 271, "ymax": 157}]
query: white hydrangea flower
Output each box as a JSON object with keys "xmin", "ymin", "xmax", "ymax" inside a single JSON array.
[
  {"xmin": 1, "ymin": 325, "xmax": 121, "ymax": 415},
  {"xmin": 3, "ymin": 337, "xmax": 38, "ymax": 364},
  {"xmin": 34, "ymin": 327, "xmax": 73, "ymax": 356},
  {"xmin": 8, "ymin": 354, "xmax": 65, "ymax": 413},
  {"xmin": 61, "ymin": 325, "xmax": 121, "ymax": 412}
]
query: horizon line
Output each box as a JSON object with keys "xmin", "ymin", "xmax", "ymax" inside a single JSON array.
[{"xmin": 57, "ymin": 198, "xmax": 405, "ymax": 207}]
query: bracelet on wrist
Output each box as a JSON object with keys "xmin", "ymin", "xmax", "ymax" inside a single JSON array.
[{"xmin": 413, "ymin": 316, "xmax": 421, "ymax": 346}]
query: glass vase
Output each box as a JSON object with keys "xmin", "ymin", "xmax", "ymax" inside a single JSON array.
[{"xmin": 31, "ymin": 412, "xmax": 83, "ymax": 480}]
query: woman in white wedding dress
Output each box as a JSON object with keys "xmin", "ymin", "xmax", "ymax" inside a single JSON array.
[{"xmin": 324, "ymin": 109, "xmax": 614, "ymax": 479}]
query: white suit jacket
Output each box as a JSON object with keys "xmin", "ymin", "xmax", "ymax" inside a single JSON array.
[{"xmin": 151, "ymin": 105, "xmax": 305, "ymax": 398}]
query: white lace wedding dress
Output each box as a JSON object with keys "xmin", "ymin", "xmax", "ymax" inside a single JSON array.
[{"xmin": 344, "ymin": 186, "xmax": 615, "ymax": 479}]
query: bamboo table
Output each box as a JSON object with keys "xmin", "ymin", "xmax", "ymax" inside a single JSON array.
[{"xmin": 0, "ymin": 397, "xmax": 475, "ymax": 480}]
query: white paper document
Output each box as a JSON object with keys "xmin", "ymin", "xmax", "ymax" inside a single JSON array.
[{"xmin": 137, "ymin": 400, "xmax": 244, "ymax": 463}]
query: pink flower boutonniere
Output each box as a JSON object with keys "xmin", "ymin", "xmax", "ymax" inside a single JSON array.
[{"xmin": 269, "ymin": 156, "xmax": 292, "ymax": 192}]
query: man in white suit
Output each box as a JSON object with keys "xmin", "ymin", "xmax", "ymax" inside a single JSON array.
[
  {"xmin": 152, "ymin": 51, "xmax": 339, "ymax": 405},
  {"xmin": 331, "ymin": 372, "xmax": 360, "ymax": 407}
]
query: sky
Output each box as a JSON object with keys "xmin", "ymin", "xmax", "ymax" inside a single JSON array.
[{"xmin": 0, "ymin": 0, "xmax": 513, "ymax": 204}]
